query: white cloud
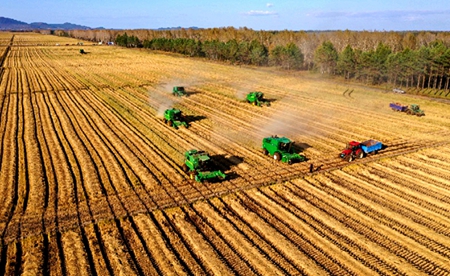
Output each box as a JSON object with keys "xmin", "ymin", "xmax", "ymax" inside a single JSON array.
[
  {"xmin": 244, "ymin": 10, "xmax": 278, "ymax": 16},
  {"xmin": 308, "ymin": 9, "xmax": 450, "ymax": 21},
  {"xmin": 267, "ymin": 3, "xmax": 274, "ymax": 8}
]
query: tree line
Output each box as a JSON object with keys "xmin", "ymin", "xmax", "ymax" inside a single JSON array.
[
  {"xmin": 54, "ymin": 28, "xmax": 450, "ymax": 90},
  {"xmin": 115, "ymin": 33, "xmax": 304, "ymax": 69},
  {"xmin": 315, "ymin": 40, "xmax": 450, "ymax": 90}
]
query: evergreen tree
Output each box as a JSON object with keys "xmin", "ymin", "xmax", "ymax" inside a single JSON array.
[
  {"xmin": 249, "ymin": 40, "xmax": 268, "ymax": 66},
  {"xmin": 314, "ymin": 41, "xmax": 338, "ymax": 74},
  {"xmin": 337, "ymin": 45, "xmax": 355, "ymax": 79}
]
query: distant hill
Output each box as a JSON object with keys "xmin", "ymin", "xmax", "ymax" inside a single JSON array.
[
  {"xmin": 0, "ymin": 16, "xmax": 200, "ymax": 31},
  {"xmin": 0, "ymin": 17, "xmax": 30, "ymax": 30},
  {"xmin": 0, "ymin": 16, "xmax": 96, "ymax": 30}
]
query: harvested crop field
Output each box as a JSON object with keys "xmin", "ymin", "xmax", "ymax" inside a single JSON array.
[{"xmin": 1, "ymin": 32, "xmax": 450, "ymax": 275}]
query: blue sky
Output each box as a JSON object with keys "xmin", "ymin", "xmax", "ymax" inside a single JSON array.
[{"xmin": 3, "ymin": 0, "xmax": 450, "ymax": 31}]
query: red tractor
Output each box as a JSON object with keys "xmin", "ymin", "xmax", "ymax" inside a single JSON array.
[{"xmin": 339, "ymin": 140, "xmax": 382, "ymax": 162}]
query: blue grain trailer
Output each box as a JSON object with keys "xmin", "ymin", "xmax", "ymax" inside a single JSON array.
[
  {"xmin": 360, "ymin": 140, "xmax": 383, "ymax": 154},
  {"xmin": 389, "ymin": 102, "xmax": 408, "ymax": 112},
  {"xmin": 340, "ymin": 139, "xmax": 383, "ymax": 162}
]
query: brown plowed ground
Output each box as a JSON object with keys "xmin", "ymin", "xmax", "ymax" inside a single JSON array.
[{"xmin": 1, "ymin": 32, "xmax": 450, "ymax": 275}]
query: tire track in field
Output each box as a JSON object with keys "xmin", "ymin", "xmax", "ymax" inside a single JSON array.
[
  {"xmin": 71, "ymin": 87, "xmax": 188, "ymax": 206},
  {"xmin": 39, "ymin": 90, "xmax": 98, "ymax": 276},
  {"xmin": 262, "ymin": 185, "xmax": 401, "ymax": 275},
  {"xmin": 295, "ymin": 175, "xmax": 450, "ymax": 274},
  {"xmin": 43, "ymin": 90, "xmax": 112, "ymax": 276},
  {"xmin": 334, "ymin": 169, "xmax": 450, "ymax": 239},
  {"xmin": 320, "ymin": 171, "xmax": 450, "ymax": 258},
  {"xmin": 4, "ymin": 81, "xmax": 28, "ymax": 274},
  {"xmin": 19, "ymin": 87, "xmax": 50, "ymax": 273},
  {"xmin": 192, "ymin": 199, "xmax": 298, "ymax": 275},
  {"xmin": 54, "ymin": 88, "xmax": 173, "ymax": 275},
  {"xmin": 16, "ymin": 81, "xmax": 446, "ymax": 238},
  {"xmin": 165, "ymin": 207, "xmax": 236, "ymax": 275},
  {"xmin": 32, "ymin": 89, "xmax": 80, "ymax": 273},
  {"xmin": 0, "ymin": 69, "xmax": 12, "ymax": 183},
  {"xmin": 54, "ymin": 74, "xmax": 218, "ymax": 272},
  {"xmin": 0, "ymin": 64, "xmax": 30, "ymax": 271},
  {"xmin": 208, "ymin": 197, "xmax": 302, "ymax": 275},
  {"xmin": 365, "ymin": 163, "xmax": 450, "ymax": 214},
  {"xmin": 156, "ymin": 210, "xmax": 208, "ymax": 275},
  {"xmin": 0, "ymin": 73, "xmax": 19, "ymax": 275},
  {"xmin": 54, "ymin": 94, "xmax": 144, "ymax": 274},
  {"xmin": 218, "ymin": 194, "xmax": 328, "ymax": 275},
  {"xmin": 379, "ymin": 157, "xmax": 450, "ymax": 197},
  {"xmin": 57, "ymin": 74, "xmax": 243, "ymax": 274},
  {"xmin": 396, "ymin": 154, "xmax": 450, "ymax": 188},
  {"xmin": 237, "ymin": 190, "xmax": 356, "ymax": 275},
  {"xmin": 33, "ymin": 92, "xmax": 67, "ymax": 275},
  {"xmin": 73, "ymin": 85, "xmax": 227, "ymax": 204},
  {"xmin": 49, "ymin": 87, "xmax": 152, "ymax": 275},
  {"xmin": 181, "ymin": 205, "xmax": 248, "ymax": 275}
]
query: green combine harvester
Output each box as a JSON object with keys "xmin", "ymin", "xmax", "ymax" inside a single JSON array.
[
  {"xmin": 246, "ymin": 91, "xmax": 270, "ymax": 106},
  {"xmin": 182, "ymin": 150, "xmax": 226, "ymax": 182},
  {"xmin": 262, "ymin": 135, "xmax": 306, "ymax": 164},
  {"xmin": 172, "ymin": 86, "xmax": 187, "ymax": 97},
  {"xmin": 163, "ymin": 108, "xmax": 188, "ymax": 129},
  {"xmin": 406, "ymin": 104, "xmax": 425, "ymax": 116}
]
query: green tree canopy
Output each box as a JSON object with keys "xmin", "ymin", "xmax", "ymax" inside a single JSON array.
[{"xmin": 314, "ymin": 41, "xmax": 338, "ymax": 74}]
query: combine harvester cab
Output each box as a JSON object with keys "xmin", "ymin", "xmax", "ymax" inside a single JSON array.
[
  {"xmin": 246, "ymin": 92, "xmax": 270, "ymax": 107},
  {"xmin": 262, "ymin": 136, "xmax": 306, "ymax": 164},
  {"xmin": 339, "ymin": 139, "xmax": 382, "ymax": 162},
  {"xmin": 172, "ymin": 86, "xmax": 187, "ymax": 97},
  {"xmin": 163, "ymin": 108, "xmax": 188, "ymax": 129},
  {"xmin": 182, "ymin": 150, "xmax": 226, "ymax": 182}
]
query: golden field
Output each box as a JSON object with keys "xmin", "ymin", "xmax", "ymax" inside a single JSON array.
[{"xmin": 1, "ymin": 32, "xmax": 450, "ymax": 275}]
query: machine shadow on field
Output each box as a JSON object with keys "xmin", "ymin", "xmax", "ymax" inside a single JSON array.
[
  {"xmin": 184, "ymin": 115, "xmax": 207, "ymax": 124},
  {"xmin": 292, "ymin": 142, "xmax": 311, "ymax": 163},
  {"xmin": 293, "ymin": 142, "xmax": 312, "ymax": 152},
  {"xmin": 184, "ymin": 90, "xmax": 201, "ymax": 97},
  {"xmin": 265, "ymin": 98, "xmax": 277, "ymax": 104},
  {"xmin": 210, "ymin": 154, "xmax": 243, "ymax": 181}
]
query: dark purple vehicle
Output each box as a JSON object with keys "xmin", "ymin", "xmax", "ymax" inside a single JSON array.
[{"xmin": 389, "ymin": 102, "xmax": 408, "ymax": 112}]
